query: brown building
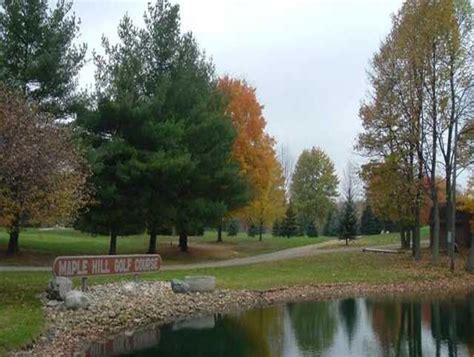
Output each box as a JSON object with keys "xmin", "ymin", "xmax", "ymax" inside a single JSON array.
[{"xmin": 430, "ymin": 203, "xmax": 472, "ymax": 251}]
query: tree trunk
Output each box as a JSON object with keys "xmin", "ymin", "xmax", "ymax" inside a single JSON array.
[
  {"xmin": 258, "ymin": 223, "xmax": 263, "ymax": 242},
  {"xmin": 406, "ymin": 229, "xmax": 412, "ymax": 250},
  {"xmin": 413, "ymin": 167, "xmax": 422, "ymax": 261},
  {"xmin": 432, "ymin": 301, "xmax": 441, "ymax": 357},
  {"xmin": 466, "ymin": 234, "xmax": 474, "ymax": 273},
  {"xmin": 431, "ymin": 200, "xmax": 440, "ymax": 264},
  {"xmin": 217, "ymin": 224, "xmax": 223, "ymax": 243},
  {"xmin": 147, "ymin": 229, "xmax": 158, "ymax": 254},
  {"xmin": 345, "ymin": 237, "xmax": 348, "ymax": 246},
  {"xmin": 413, "ymin": 160, "xmax": 422, "ymax": 260},
  {"xmin": 413, "ymin": 218, "xmax": 421, "ymax": 261},
  {"xmin": 179, "ymin": 231, "xmax": 188, "ymax": 252},
  {"xmin": 6, "ymin": 222, "xmax": 20, "ymax": 256},
  {"xmin": 109, "ymin": 231, "xmax": 117, "ymax": 255},
  {"xmin": 429, "ymin": 42, "xmax": 440, "ymax": 265},
  {"xmin": 401, "ymin": 228, "xmax": 406, "ymax": 249},
  {"xmin": 445, "ymin": 175, "xmax": 453, "ymax": 256},
  {"xmin": 448, "ymin": 57, "xmax": 457, "ymax": 273},
  {"xmin": 413, "ymin": 303, "xmax": 422, "ymax": 356}
]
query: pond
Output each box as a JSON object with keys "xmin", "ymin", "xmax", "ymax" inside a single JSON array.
[{"xmin": 86, "ymin": 293, "xmax": 474, "ymax": 357}]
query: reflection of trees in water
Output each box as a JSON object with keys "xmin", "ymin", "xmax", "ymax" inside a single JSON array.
[
  {"xmin": 232, "ymin": 305, "xmax": 286, "ymax": 357},
  {"xmin": 288, "ymin": 300, "xmax": 338, "ymax": 354},
  {"xmin": 365, "ymin": 298, "xmax": 402, "ymax": 355},
  {"xmin": 365, "ymin": 294, "xmax": 474, "ymax": 357},
  {"xmin": 431, "ymin": 294, "xmax": 474, "ymax": 357},
  {"xmin": 365, "ymin": 299, "xmax": 423, "ymax": 356},
  {"xmin": 133, "ymin": 295, "xmax": 474, "ymax": 357},
  {"xmin": 145, "ymin": 315, "xmax": 263, "ymax": 357},
  {"xmin": 338, "ymin": 298, "xmax": 358, "ymax": 346}
]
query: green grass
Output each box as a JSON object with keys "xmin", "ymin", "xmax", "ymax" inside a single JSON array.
[
  {"xmin": 0, "ymin": 227, "xmax": 430, "ymax": 267},
  {"xmin": 0, "ymin": 228, "xmax": 331, "ymax": 267},
  {"xmin": 0, "ymin": 273, "xmax": 45, "ymax": 356},
  {"xmin": 321, "ymin": 226, "xmax": 430, "ymax": 249}
]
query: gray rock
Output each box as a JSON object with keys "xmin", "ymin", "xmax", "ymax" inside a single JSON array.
[
  {"xmin": 171, "ymin": 279, "xmax": 190, "ymax": 294},
  {"xmin": 64, "ymin": 290, "xmax": 90, "ymax": 310},
  {"xmin": 122, "ymin": 282, "xmax": 137, "ymax": 295},
  {"xmin": 184, "ymin": 276, "xmax": 216, "ymax": 292},
  {"xmin": 46, "ymin": 277, "xmax": 73, "ymax": 301},
  {"xmin": 46, "ymin": 300, "xmax": 62, "ymax": 307}
]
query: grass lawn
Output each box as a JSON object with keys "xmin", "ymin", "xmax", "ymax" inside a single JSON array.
[
  {"xmin": 320, "ymin": 226, "xmax": 430, "ymax": 249},
  {"xmin": 0, "ymin": 227, "xmax": 430, "ymax": 267},
  {"xmin": 0, "ymin": 244, "xmax": 468, "ymax": 355},
  {"xmin": 0, "ymin": 228, "xmax": 331, "ymax": 267}
]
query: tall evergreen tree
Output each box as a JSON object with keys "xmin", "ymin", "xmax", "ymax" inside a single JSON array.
[
  {"xmin": 74, "ymin": 100, "xmax": 147, "ymax": 255},
  {"xmin": 306, "ymin": 221, "xmax": 319, "ymax": 238},
  {"xmin": 339, "ymin": 196, "xmax": 358, "ymax": 245},
  {"xmin": 0, "ymin": 0, "xmax": 86, "ymax": 115},
  {"xmin": 226, "ymin": 219, "xmax": 240, "ymax": 237},
  {"xmin": 282, "ymin": 203, "xmax": 299, "ymax": 238},
  {"xmin": 247, "ymin": 223, "xmax": 258, "ymax": 237},
  {"xmin": 360, "ymin": 204, "xmax": 382, "ymax": 235},
  {"xmin": 272, "ymin": 219, "xmax": 282, "ymax": 237}
]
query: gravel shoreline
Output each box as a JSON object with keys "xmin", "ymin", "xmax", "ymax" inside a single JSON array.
[{"xmin": 19, "ymin": 277, "xmax": 474, "ymax": 356}]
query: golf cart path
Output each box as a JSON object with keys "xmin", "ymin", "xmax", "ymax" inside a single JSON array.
[{"xmin": 0, "ymin": 240, "xmax": 403, "ymax": 273}]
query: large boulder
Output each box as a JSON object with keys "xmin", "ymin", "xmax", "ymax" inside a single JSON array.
[
  {"xmin": 64, "ymin": 290, "xmax": 90, "ymax": 310},
  {"xmin": 46, "ymin": 277, "xmax": 73, "ymax": 301},
  {"xmin": 171, "ymin": 279, "xmax": 190, "ymax": 294},
  {"xmin": 184, "ymin": 276, "xmax": 216, "ymax": 292}
]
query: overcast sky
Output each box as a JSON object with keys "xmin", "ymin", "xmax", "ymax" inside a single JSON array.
[{"xmin": 72, "ymin": 0, "xmax": 404, "ymax": 179}]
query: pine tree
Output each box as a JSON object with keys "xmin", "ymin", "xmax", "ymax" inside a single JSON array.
[
  {"xmin": 227, "ymin": 219, "xmax": 240, "ymax": 236},
  {"xmin": 74, "ymin": 101, "xmax": 147, "ymax": 255},
  {"xmin": 272, "ymin": 219, "xmax": 282, "ymax": 237},
  {"xmin": 282, "ymin": 203, "xmax": 298, "ymax": 238},
  {"xmin": 339, "ymin": 196, "xmax": 358, "ymax": 245},
  {"xmin": 306, "ymin": 221, "xmax": 319, "ymax": 238},
  {"xmin": 360, "ymin": 204, "xmax": 382, "ymax": 235},
  {"xmin": 0, "ymin": 0, "xmax": 86, "ymax": 115},
  {"xmin": 247, "ymin": 223, "xmax": 258, "ymax": 237}
]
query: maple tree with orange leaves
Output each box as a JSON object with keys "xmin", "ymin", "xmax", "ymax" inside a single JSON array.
[{"xmin": 218, "ymin": 77, "xmax": 285, "ymax": 240}]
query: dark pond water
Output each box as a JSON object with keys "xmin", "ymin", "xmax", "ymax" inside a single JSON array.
[{"xmin": 87, "ymin": 293, "xmax": 474, "ymax": 357}]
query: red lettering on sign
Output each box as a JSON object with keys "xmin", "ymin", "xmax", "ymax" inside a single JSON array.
[{"xmin": 52, "ymin": 255, "xmax": 161, "ymax": 277}]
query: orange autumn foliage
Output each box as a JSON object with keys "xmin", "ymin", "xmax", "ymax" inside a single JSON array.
[
  {"xmin": 218, "ymin": 77, "xmax": 285, "ymax": 227},
  {"xmin": 420, "ymin": 177, "xmax": 446, "ymax": 225}
]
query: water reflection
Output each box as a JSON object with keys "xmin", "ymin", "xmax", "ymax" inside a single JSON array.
[{"xmin": 95, "ymin": 293, "xmax": 474, "ymax": 356}]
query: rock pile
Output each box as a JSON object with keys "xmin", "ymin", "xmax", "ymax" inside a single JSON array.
[{"xmin": 31, "ymin": 280, "xmax": 263, "ymax": 356}]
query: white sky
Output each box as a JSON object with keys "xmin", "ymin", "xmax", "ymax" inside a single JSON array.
[{"xmin": 72, "ymin": 0, "xmax": 405, "ymax": 179}]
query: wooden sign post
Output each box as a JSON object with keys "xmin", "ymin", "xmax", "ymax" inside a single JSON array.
[{"xmin": 53, "ymin": 255, "xmax": 162, "ymax": 291}]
